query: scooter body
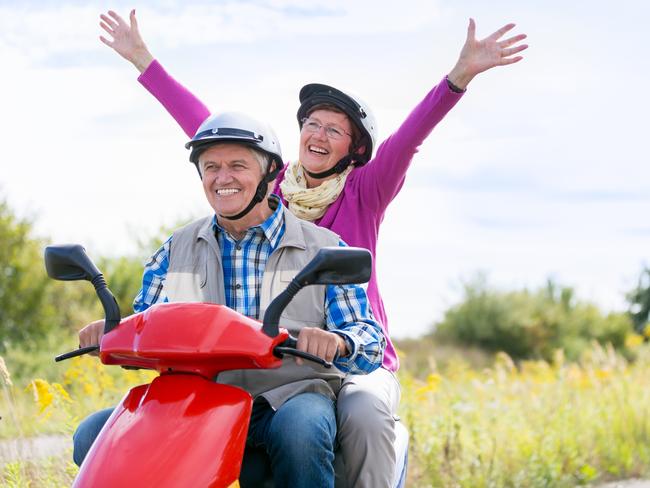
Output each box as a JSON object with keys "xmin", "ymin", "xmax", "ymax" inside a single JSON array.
[
  {"xmin": 45, "ymin": 243, "xmax": 407, "ymax": 487},
  {"xmin": 74, "ymin": 302, "xmax": 288, "ymax": 488}
]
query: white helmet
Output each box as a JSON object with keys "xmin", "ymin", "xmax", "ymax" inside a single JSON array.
[
  {"xmin": 185, "ymin": 112, "xmax": 284, "ymax": 220},
  {"xmin": 186, "ymin": 112, "xmax": 283, "ymax": 171}
]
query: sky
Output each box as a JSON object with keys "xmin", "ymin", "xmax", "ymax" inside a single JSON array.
[{"xmin": 1, "ymin": 0, "xmax": 649, "ymax": 338}]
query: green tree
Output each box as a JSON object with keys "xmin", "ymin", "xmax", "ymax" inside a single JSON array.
[{"xmin": 0, "ymin": 199, "xmax": 55, "ymax": 350}]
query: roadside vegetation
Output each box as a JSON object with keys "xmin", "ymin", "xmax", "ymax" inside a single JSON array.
[{"xmin": 3, "ymin": 195, "xmax": 650, "ymax": 486}]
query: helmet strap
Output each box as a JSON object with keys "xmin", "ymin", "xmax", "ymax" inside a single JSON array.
[
  {"xmin": 221, "ymin": 160, "xmax": 281, "ymax": 221},
  {"xmin": 303, "ymin": 154, "xmax": 357, "ymax": 179},
  {"xmin": 303, "ymin": 138, "xmax": 369, "ymax": 179}
]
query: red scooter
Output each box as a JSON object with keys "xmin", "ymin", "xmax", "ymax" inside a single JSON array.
[{"xmin": 46, "ymin": 243, "xmax": 374, "ymax": 487}]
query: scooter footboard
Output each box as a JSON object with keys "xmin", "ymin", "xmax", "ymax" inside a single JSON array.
[{"xmin": 75, "ymin": 374, "xmax": 251, "ymax": 488}]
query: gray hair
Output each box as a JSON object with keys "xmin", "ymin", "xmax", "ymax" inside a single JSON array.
[
  {"xmin": 197, "ymin": 144, "xmax": 271, "ymax": 176},
  {"xmin": 249, "ymin": 147, "xmax": 271, "ymax": 174}
]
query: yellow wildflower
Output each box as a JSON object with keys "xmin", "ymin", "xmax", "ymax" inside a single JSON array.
[
  {"xmin": 625, "ymin": 333, "xmax": 644, "ymax": 349},
  {"xmin": 27, "ymin": 379, "xmax": 54, "ymax": 414},
  {"xmin": 595, "ymin": 368, "xmax": 611, "ymax": 381},
  {"xmin": 52, "ymin": 382, "xmax": 73, "ymax": 403}
]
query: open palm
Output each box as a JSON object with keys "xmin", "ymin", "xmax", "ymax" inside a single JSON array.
[
  {"xmin": 459, "ymin": 18, "xmax": 528, "ymax": 76},
  {"xmin": 99, "ymin": 10, "xmax": 153, "ymax": 73}
]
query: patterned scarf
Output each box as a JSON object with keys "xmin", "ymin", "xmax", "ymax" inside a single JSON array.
[{"xmin": 279, "ymin": 160, "xmax": 353, "ymax": 221}]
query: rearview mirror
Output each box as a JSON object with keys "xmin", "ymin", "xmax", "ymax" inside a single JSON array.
[
  {"xmin": 262, "ymin": 247, "xmax": 372, "ymax": 337},
  {"xmin": 44, "ymin": 244, "xmax": 101, "ymax": 282},
  {"xmin": 293, "ymin": 247, "xmax": 371, "ymax": 286},
  {"xmin": 44, "ymin": 243, "xmax": 121, "ymax": 335}
]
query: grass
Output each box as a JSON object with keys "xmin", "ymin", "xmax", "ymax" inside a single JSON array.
[
  {"xmin": 3, "ymin": 341, "xmax": 650, "ymax": 486},
  {"xmin": 400, "ymin": 343, "xmax": 650, "ymax": 487}
]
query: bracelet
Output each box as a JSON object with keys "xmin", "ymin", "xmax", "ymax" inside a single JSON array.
[{"xmin": 446, "ymin": 75, "xmax": 466, "ymax": 94}]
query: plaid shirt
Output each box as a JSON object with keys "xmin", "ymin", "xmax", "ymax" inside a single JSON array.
[{"xmin": 133, "ymin": 200, "xmax": 384, "ymax": 374}]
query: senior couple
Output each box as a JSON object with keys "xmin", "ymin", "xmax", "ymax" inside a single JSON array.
[{"xmin": 73, "ymin": 9, "xmax": 527, "ymax": 488}]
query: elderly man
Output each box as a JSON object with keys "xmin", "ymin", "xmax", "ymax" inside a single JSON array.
[{"xmin": 73, "ymin": 112, "xmax": 385, "ymax": 488}]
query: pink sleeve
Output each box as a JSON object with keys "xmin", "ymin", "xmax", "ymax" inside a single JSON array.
[
  {"xmin": 138, "ymin": 59, "xmax": 212, "ymax": 138},
  {"xmin": 357, "ymin": 77, "xmax": 464, "ymax": 213}
]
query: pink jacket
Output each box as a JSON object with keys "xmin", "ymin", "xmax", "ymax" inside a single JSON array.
[{"xmin": 139, "ymin": 60, "xmax": 464, "ymax": 371}]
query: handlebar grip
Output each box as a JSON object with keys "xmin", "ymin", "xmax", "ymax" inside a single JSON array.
[
  {"xmin": 55, "ymin": 346, "xmax": 99, "ymax": 362},
  {"xmin": 273, "ymin": 347, "xmax": 334, "ymax": 369},
  {"xmin": 283, "ymin": 336, "xmax": 298, "ymax": 349}
]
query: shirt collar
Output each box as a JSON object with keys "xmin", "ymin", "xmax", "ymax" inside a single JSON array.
[{"xmin": 211, "ymin": 194, "xmax": 285, "ymax": 249}]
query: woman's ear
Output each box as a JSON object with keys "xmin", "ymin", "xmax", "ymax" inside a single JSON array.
[{"xmin": 355, "ymin": 145, "xmax": 366, "ymax": 155}]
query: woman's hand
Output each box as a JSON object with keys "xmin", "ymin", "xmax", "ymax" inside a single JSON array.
[
  {"xmin": 99, "ymin": 9, "xmax": 154, "ymax": 73},
  {"xmin": 448, "ymin": 18, "xmax": 528, "ymax": 90}
]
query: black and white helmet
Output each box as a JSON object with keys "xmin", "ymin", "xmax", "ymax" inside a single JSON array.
[
  {"xmin": 186, "ymin": 112, "xmax": 283, "ymax": 172},
  {"xmin": 297, "ymin": 83, "xmax": 377, "ymax": 164},
  {"xmin": 185, "ymin": 112, "xmax": 284, "ymax": 221}
]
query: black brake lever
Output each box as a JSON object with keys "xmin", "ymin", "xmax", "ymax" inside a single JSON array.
[{"xmin": 55, "ymin": 345, "xmax": 99, "ymax": 362}]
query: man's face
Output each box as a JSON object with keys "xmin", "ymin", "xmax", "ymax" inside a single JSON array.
[
  {"xmin": 298, "ymin": 109, "xmax": 354, "ymax": 175},
  {"xmin": 198, "ymin": 143, "xmax": 264, "ymax": 217}
]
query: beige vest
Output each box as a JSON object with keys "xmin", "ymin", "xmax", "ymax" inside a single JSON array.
[{"xmin": 165, "ymin": 207, "xmax": 345, "ymax": 409}]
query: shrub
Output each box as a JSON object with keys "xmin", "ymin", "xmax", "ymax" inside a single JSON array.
[{"xmin": 433, "ymin": 276, "xmax": 631, "ymax": 361}]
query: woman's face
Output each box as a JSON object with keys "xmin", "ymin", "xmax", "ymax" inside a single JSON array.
[{"xmin": 298, "ymin": 109, "xmax": 354, "ymax": 186}]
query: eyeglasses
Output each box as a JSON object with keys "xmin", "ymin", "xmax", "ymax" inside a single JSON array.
[{"xmin": 301, "ymin": 117, "xmax": 352, "ymax": 140}]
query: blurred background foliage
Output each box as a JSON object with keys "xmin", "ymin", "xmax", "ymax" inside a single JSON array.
[
  {"xmin": 0, "ymin": 196, "xmax": 177, "ymax": 384},
  {"xmin": 4, "ymin": 193, "xmax": 650, "ymax": 486},
  {"xmin": 1, "ymin": 194, "xmax": 650, "ymax": 384}
]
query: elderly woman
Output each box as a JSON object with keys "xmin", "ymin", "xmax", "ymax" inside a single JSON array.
[{"xmin": 99, "ymin": 10, "xmax": 526, "ymax": 487}]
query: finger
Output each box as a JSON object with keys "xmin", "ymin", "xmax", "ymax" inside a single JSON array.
[
  {"xmin": 130, "ymin": 9, "xmax": 139, "ymax": 30},
  {"xmin": 500, "ymin": 55, "xmax": 524, "ymax": 66},
  {"xmin": 499, "ymin": 33, "xmax": 527, "ymax": 49},
  {"xmin": 296, "ymin": 329, "xmax": 311, "ymax": 357},
  {"xmin": 99, "ymin": 36, "xmax": 114, "ymax": 47},
  {"xmin": 99, "ymin": 14, "xmax": 118, "ymax": 30},
  {"xmin": 324, "ymin": 341, "xmax": 338, "ymax": 362},
  {"xmin": 78, "ymin": 330, "xmax": 88, "ymax": 348},
  {"xmin": 108, "ymin": 10, "xmax": 127, "ymax": 27},
  {"xmin": 487, "ymin": 23, "xmax": 516, "ymax": 41},
  {"xmin": 99, "ymin": 22, "xmax": 114, "ymax": 37},
  {"xmin": 315, "ymin": 337, "xmax": 330, "ymax": 361},
  {"xmin": 467, "ymin": 17, "xmax": 476, "ymax": 41},
  {"xmin": 296, "ymin": 330, "xmax": 307, "ymax": 349},
  {"xmin": 92, "ymin": 326, "xmax": 103, "ymax": 345},
  {"xmin": 502, "ymin": 44, "xmax": 528, "ymax": 57}
]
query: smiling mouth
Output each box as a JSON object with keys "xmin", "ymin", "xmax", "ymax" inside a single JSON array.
[
  {"xmin": 308, "ymin": 145, "xmax": 329, "ymax": 155},
  {"xmin": 216, "ymin": 189, "xmax": 240, "ymax": 196}
]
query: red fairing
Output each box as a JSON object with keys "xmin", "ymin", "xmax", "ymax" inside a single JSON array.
[
  {"xmin": 99, "ymin": 302, "xmax": 288, "ymax": 377},
  {"xmin": 74, "ymin": 375, "xmax": 250, "ymax": 487}
]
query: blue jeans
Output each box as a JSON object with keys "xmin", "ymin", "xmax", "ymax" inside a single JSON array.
[{"xmin": 73, "ymin": 392, "xmax": 336, "ymax": 488}]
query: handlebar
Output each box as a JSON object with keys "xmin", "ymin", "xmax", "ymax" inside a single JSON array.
[
  {"xmin": 55, "ymin": 345, "xmax": 99, "ymax": 362},
  {"xmin": 55, "ymin": 336, "xmax": 339, "ymax": 370},
  {"xmin": 273, "ymin": 336, "xmax": 339, "ymax": 369}
]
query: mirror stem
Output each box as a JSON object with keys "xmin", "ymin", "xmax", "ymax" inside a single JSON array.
[
  {"xmin": 92, "ymin": 275, "xmax": 121, "ymax": 334},
  {"xmin": 262, "ymin": 279, "xmax": 302, "ymax": 337}
]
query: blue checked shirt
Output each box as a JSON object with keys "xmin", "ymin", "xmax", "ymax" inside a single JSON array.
[{"xmin": 133, "ymin": 199, "xmax": 384, "ymax": 374}]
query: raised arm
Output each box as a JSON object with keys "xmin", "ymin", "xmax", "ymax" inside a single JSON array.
[
  {"xmin": 359, "ymin": 19, "xmax": 528, "ymax": 213},
  {"xmin": 99, "ymin": 10, "xmax": 210, "ymax": 137}
]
